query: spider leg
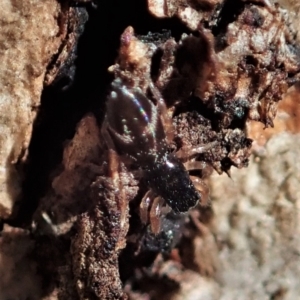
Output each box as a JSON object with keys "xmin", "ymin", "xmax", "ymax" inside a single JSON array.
[
  {"xmin": 149, "ymin": 82, "xmax": 174, "ymax": 144},
  {"xmin": 101, "ymin": 119, "xmax": 119, "ymax": 182},
  {"xmin": 149, "ymin": 196, "xmax": 164, "ymax": 234},
  {"xmin": 101, "ymin": 119, "xmax": 127, "ymax": 227},
  {"xmin": 190, "ymin": 175, "xmax": 210, "ymax": 206},
  {"xmin": 176, "ymin": 141, "xmax": 218, "ymax": 160},
  {"xmin": 184, "ymin": 160, "xmax": 207, "ymax": 171},
  {"xmin": 139, "ymin": 190, "xmax": 155, "ymax": 225},
  {"xmin": 101, "ymin": 118, "xmax": 115, "ymax": 151},
  {"xmin": 184, "ymin": 160, "xmax": 214, "ymax": 178}
]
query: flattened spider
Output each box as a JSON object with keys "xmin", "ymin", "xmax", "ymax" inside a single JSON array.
[{"xmin": 102, "ymin": 79, "xmax": 215, "ymax": 234}]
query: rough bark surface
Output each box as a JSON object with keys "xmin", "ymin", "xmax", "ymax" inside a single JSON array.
[{"xmin": 1, "ymin": 0, "xmax": 300, "ymax": 300}]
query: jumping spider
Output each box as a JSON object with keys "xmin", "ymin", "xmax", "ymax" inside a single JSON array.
[{"xmin": 102, "ymin": 79, "xmax": 215, "ymax": 234}]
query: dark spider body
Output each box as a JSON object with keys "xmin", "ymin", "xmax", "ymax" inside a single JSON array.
[{"xmin": 104, "ymin": 79, "xmax": 200, "ymax": 213}]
